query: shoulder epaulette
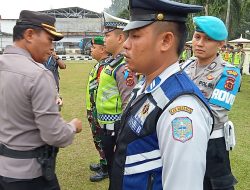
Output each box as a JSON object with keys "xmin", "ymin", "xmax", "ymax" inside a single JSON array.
[
  {"xmin": 180, "ymin": 57, "xmax": 196, "ymax": 70},
  {"xmin": 109, "ymin": 55, "xmax": 124, "ymax": 68}
]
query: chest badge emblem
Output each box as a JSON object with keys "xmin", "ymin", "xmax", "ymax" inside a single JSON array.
[{"xmin": 207, "ymin": 74, "xmax": 214, "ymax": 80}]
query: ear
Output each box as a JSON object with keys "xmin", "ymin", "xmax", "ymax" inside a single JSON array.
[
  {"xmin": 117, "ymin": 33, "xmax": 125, "ymax": 44},
  {"xmin": 23, "ymin": 28, "xmax": 35, "ymax": 43},
  {"xmin": 100, "ymin": 46, "xmax": 105, "ymax": 54},
  {"xmin": 159, "ymin": 32, "xmax": 174, "ymax": 52}
]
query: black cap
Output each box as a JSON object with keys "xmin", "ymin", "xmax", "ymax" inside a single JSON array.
[
  {"xmin": 124, "ymin": 0, "xmax": 203, "ymax": 31},
  {"xmin": 16, "ymin": 10, "xmax": 63, "ymax": 41}
]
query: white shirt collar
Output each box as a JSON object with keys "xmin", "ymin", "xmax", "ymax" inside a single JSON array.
[{"xmin": 137, "ymin": 62, "xmax": 181, "ymax": 94}]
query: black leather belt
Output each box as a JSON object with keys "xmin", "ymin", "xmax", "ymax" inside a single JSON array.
[{"xmin": 0, "ymin": 144, "xmax": 44, "ymax": 159}]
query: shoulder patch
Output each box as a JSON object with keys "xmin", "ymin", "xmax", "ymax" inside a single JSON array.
[
  {"xmin": 169, "ymin": 106, "xmax": 193, "ymax": 115},
  {"xmin": 209, "ymin": 66, "xmax": 241, "ymax": 110},
  {"xmin": 126, "ymin": 74, "xmax": 135, "ymax": 87},
  {"xmin": 172, "ymin": 117, "xmax": 193, "ymax": 143},
  {"xmin": 104, "ymin": 66, "xmax": 113, "ymax": 76}
]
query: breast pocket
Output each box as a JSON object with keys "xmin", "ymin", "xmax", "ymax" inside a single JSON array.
[{"xmin": 197, "ymin": 78, "xmax": 216, "ymax": 98}]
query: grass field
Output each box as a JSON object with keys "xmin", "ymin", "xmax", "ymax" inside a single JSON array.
[{"xmin": 57, "ymin": 61, "xmax": 250, "ymax": 190}]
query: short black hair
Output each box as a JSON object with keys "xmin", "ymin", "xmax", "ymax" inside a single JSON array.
[
  {"xmin": 154, "ymin": 21, "xmax": 187, "ymax": 56},
  {"xmin": 114, "ymin": 28, "xmax": 128, "ymax": 39},
  {"xmin": 13, "ymin": 24, "xmax": 43, "ymax": 41},
  {"xmin": 174, "ymin": 22, "xmax": 188, "ymax": 56}
]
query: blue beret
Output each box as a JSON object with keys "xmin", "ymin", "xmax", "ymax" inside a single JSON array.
[{"xmin": 193, "ymin": 16, "xmax": 228, "ymax": 41}]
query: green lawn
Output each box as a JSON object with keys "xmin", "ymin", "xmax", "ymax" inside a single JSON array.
[{"xmin": 57, "ymin": 61, "xmax": 250, "ymax": 190}]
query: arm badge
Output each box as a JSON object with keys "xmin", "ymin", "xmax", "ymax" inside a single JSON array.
[{"xmin": 172, "ymin": 117, "xmax": 193, "ymax": 143}]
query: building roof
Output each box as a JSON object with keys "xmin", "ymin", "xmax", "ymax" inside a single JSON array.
[{"xmin": 39, "ymin": 7, "xmax": 102, "ymax": 18}]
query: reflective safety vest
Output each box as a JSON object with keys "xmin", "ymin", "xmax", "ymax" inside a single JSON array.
[
  {"xmin": 86, "ymin": 62, "xmax": 100, "ymax": 110},
  {"xmin": 233, "ymin": 52, "xmax": 241, "ymax": 66},
  {"xmin": 228, "ymin": 52, "xmax": 233, "ymax": 64},
  {"xmin": 181, "ymin": 50, "xmax": 187, "ymax": 61},
  {"xmin": 96, "ymin": 57, "xmax": 126, "ymax": 125},
  {"xmin": 223, "ymin": 52, "xmax": 229, "ymax": 61},
  {"xmin": 86, "ymin": 59, "xmax": 108, "ymax": 111}
]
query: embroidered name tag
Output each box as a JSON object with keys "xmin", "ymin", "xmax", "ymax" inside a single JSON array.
[{"xmin": 169, "ymin": 106, "xmax": 193, "ymax": 115}]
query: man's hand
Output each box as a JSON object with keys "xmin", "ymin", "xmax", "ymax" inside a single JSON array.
[
  {"xmin": 56, "ymin": 97, "xmax": 63, "ymax": 106},
  {"xmin": 70, "ymin": 118, "xmax": 82, "ymax": 133}
]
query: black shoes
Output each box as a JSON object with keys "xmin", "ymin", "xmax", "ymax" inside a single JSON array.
[
  {"xmin": 89, "ymin": 163, "xmax": 102, "ymax": 172},
  {"xmin": 89, "ymin": 163, "xmax": 109, "ymax": 182},
  {"xmin": 90, "ymin": 170, "xmax": 109, "ymax": 182}
]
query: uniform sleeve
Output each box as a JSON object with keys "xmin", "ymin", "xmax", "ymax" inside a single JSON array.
[
  {"xmin": 30, "ymin": 70, "xmax": 75, "ymax": 147},
  {"xmin": 156, "ymin": 95, "xmax": 212, "ymax": 190},
  {"xmin": 115, "ymin": 64, "xmax": 137, "ymax": 110},
  {"xmin": 239, "ymin": 52, "xmax": 245, "ymax": 68},
  {"xmin": 209, "ymin": 104, "xmax": 228, "ymax": 128}
]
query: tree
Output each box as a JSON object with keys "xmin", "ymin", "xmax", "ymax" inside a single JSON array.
[
  {"xmin": 225, "ymin": 0, "xmax": 231, "ymax": 31},
  {"xmin": 117, "ymin": 9, "xmax": 129, "ymax": 20},
  {"xmin": 178, "ymin": 0, "xmax": 245, "ymax": 40},
  {"xmin": 105, "ymin": 0, "xmax": 249, "ymax": 40},
  {"xmin": 105, "ymin": 0, "xmax": 128, "ymax": 16}
]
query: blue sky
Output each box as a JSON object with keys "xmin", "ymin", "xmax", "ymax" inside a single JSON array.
[{"xmin": 0, "ymin": 0, "xmax": 112, "ymax": 19}]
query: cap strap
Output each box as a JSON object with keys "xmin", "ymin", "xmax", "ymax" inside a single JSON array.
[{"xmin": 130, "ymin": 14, "xmax": 187, "ymax": 22}]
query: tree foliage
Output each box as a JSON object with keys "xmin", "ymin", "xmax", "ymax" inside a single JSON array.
[
  {"xmin": 106, "ymin": 0, "xmax": 250, "ymax": 40},
  {"xmin": 105, "ymin": 0, "xmax": 129, "ymax": 16}
]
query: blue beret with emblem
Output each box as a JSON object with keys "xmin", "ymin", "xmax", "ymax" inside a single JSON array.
[
  {"xmin": 103, "ymin": 12, "xmax": 129, "ymax": 33},
  {"xmin": 193, "ymin": 16, "xmax": 228, "ymax": 41},
  {"xmin": 124, "ymin": 0, "xmax": 203, "ymax": 31}
]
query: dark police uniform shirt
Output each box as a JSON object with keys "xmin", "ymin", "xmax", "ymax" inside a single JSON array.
[{"xmin": 110, "ymin": 62, "xmax": 213, "ymax": 190}]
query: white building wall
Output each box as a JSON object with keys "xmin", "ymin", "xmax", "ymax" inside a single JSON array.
[
  {"xmin": 56, "ymin": 18, "xmax": 102, "ymax": 33},
  {"xmin": 0, "ymin": 17, "xmax": 101, "ymax": 50},
  {"xmin": 0, "ymin": 36, "xmax": 12, "ymax": 50},
  {"xmin": 0, "ymin": 19, "xmax": 16, "ymax": 34}
]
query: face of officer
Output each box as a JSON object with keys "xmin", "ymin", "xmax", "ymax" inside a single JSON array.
[
  {"xmin": 91, "ymin": 44, "xmax": 105, "ymax": 62},
  {"xmin": 221, "ymin": 46, "xmax": 226, "ymax": 52},
  {"xmin": 104, "ymin": 29, "xmax": 126, "ymax": 56},
  {"xmin": 123, "ymin": 22, "xmax": 178, "ymax": 75},
  {"xmin": 192, "ymin": 32, "xmax": 224, "ymax": 65},
  {"xmin": 17, "ymin": 28, "xmax": 54, "ymax": 63}
]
